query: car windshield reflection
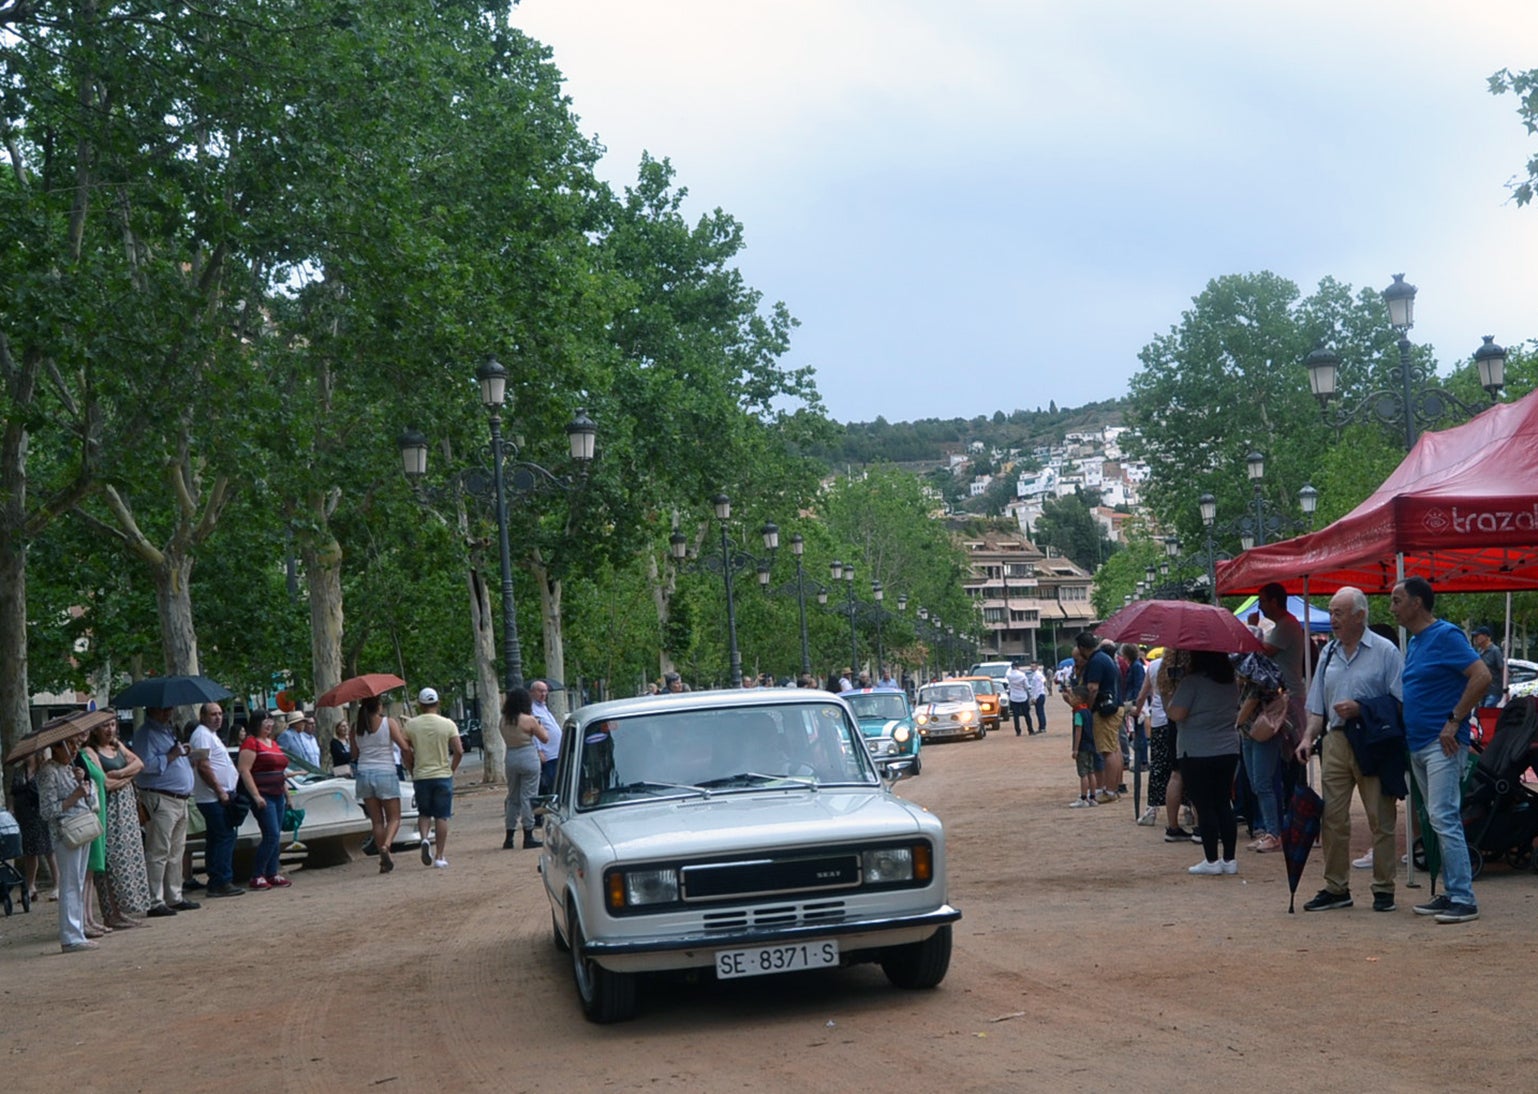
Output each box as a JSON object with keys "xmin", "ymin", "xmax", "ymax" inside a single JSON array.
[
  {"xmin": 919, "ymin": 685, "xmax": 973, "ymax": 704},
  {"xmin": 576, "ymin": 701, "xmax": 875, "ymax": 808},
  {"xmin": 847, "ymin": 693, "xmax": 910, "ymax": 721}
]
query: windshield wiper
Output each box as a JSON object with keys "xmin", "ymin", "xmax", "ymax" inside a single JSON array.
[
  {"xmin": 608, "ymin": 780, "xmax": 709, "ymax": 800},
  {"xmin": 694, "ymin": 771, "xmax": 817, "ymax": 790}
]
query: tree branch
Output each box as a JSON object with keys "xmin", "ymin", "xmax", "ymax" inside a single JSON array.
[{"xmin": 95, "ymin": 485, "xmax": 165, "ymax": 567}]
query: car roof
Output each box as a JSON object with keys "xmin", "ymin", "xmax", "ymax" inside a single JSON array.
[{"xmin": 570, "ymin": 687, "xmax": 848, "ymax": 727}]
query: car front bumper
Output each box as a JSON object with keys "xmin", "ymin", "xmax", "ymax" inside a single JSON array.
[{"xmin": 581, "ymin": 905, "xmax": 962, "ymax": 972}]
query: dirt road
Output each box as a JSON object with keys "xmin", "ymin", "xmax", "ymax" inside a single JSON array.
[{"xmin": 4, "ymin": 729, "xmax": 1533, "ymax": 1092}]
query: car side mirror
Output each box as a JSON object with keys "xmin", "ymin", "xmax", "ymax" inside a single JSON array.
[{"xmin": 875, "ymin": 757, "xmax": 912, "ymax": 783}]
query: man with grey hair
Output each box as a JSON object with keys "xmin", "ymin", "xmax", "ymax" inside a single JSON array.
[{"xmin": 1294, "ymin": 586, "xmax": 1404, "ymax": 913}]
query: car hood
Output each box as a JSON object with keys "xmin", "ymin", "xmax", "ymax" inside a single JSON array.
[
  {"xmin": 580, "ymin": 790, "xmax": 933, "ymax": 861},
  {"xmin": 856, "ymin": 717, "xmax": 910, "ymax": 738},
  {"xmin": 918, "ymin": 701, "xmax": 976, "ymax": 714}
]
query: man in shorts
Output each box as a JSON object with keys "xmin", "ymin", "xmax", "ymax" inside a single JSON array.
[
  {"xmin": 403, "ymin": 687, "xmax": 463, "ymax": 868},
  {"xmin": 1075, "ymin": 632, "xmax": 1123, "ymax": 802}
]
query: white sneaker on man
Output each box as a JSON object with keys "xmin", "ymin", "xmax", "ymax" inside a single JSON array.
[
  {"xmin": 1137, "ymin": 806, "xmax": 1159, "ymax": 826},
  {"xmin": 1352, "ymin": 850, "xmax": 1374, "ymax": 869}
]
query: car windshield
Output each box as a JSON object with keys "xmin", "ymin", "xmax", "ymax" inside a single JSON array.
[
  {"xmin": 966, "ymin": 679, "xmax": 996, "ymax": 695},
  {"xmin": 919, "ymin": 685, "xmax": 974, "ymax": 704},
  {"xmin": 846, "ymin": 693, "xmax": 910, "ymax": 722},
  {"xmin": 575, "ymin": 701, "xmax": 876, "ymax": 808}
]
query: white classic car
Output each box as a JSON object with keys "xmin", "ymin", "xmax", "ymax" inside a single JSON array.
[{"xmin": 537, "ymin": 689, "xmax": 961, "ymax": 1023}]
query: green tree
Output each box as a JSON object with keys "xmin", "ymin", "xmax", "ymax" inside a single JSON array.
[{"xmin": 1490, "ymin": 67, "xmax": 1538, "ymax": 206}]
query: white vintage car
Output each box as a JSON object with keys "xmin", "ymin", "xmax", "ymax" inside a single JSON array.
[{"xmin": 538, "ymin": 689, "xmax": 960, "ymax": 1023}]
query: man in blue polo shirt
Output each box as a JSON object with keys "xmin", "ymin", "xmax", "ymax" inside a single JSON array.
[{"xmin": 1390, "ymin": 577, "xmax": 1491, "ymax": 925}]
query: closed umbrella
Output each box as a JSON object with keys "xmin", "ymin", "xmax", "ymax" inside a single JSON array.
[{"xmin": 1282, "ymin": 783, "xmax": 1325, "ymax": 913}]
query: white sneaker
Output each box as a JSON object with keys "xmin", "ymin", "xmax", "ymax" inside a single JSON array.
[
  {"xmin": 1137, "ymin": 806, "xmax": 1159, "ymax": 826},
  {"xmin": 1352, "ymin": 850, "xmax": 1374, "ymax": 869},
  {"xmin": 1188, "ymin": 860, "xmax": 1223, "ymax": 876},
  {"xmin": 433, "ymin": 858, "xmax": 449, "ymax": 869},
  {"xmin": 1069, "ymin": 797, "xmax": 1092, "ymax": 808},
  {"xmin": 1220, "ymin": 859, "xmax": 1238, "ymax": 875},
  {"xmin": 1095, "ymin": 789, "xmax": 1116, "ymax": 803}
]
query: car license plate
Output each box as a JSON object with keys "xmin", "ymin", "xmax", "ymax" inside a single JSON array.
[{"xmin": 715, "ymin": 940, "xmax": 839, "ymax": 979}]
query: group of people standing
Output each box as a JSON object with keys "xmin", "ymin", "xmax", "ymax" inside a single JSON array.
[
  {"xmin": 1073, "ymin": 578, "xmax": 1492, "ymax": 924},
  {"xmin": 1003, "ymin": 662, "xmax": 1050, "ymax": 735},
  {"xmin": 501, "ymin": 680, "xmax": 561, "ymax": 851}
]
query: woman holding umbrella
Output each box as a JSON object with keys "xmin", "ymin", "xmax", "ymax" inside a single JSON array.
[
  {"xmin": 351, "ymin": 695, "xmax": 411, "ymax": 873},
  {"xmin": 36, "ymin": 729, "xmax": 100, "ymax": 952},
  {"xmin": 1166, "ymin": 650, "xmax": 1242, "ymax": 876}
]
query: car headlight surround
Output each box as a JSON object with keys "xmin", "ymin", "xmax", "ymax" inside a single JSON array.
[
  {"xmin": 892, "ymin": 725, "xmax": 911, "ymax": 745},
  {"xmin": 915, "ymin": 713, "xmax": 929, "ymax": 726},
  {"xmin": 959, "ymin": 709, "xmax": 975, "ymax": 722},
  {"xmin": 862, "ymin": 846, "xmax": 913, "ymax": 884},
  {"xmin": 609, "ymin": 867, "xmax": 680, "ymax": 910}
]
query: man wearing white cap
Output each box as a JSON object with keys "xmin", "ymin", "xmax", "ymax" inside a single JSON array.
[{"xmin": 402, "ymin": 688, "xmax": 463, "ymax": 868}]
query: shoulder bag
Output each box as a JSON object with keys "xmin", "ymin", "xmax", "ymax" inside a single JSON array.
[{"xmin": 59, "ymin": 807, "xmax": 103, "ymax": 849}]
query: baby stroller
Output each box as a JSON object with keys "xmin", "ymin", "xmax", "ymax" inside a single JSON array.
[
  {"xmin": 0, "ymin": 809, "xmax": 30, "ymax": 915},
  {"xmin": 1418, "ymin": 697, "xmax": 1538, "ymax": 879}
]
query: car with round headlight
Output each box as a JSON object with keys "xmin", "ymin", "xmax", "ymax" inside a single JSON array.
[
  {"xmin": 914, "ymin": 680, "xmax": 987, "ymax": 741},
  {"xmin": 844, "ymin": 687, "xmax": 923, "ymax": 775},
  {"xmin": 537, "ymin": 689, "xmax": 960, "ymax": 1023}
]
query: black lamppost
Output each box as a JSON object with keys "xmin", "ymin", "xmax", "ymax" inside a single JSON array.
[
  {"xmin": 831, "ymin": 560, "xmax": 859, "ymax": 674},
  {"xmin": 670, "ymin": 496, "xmax": 777, "ymax": 688},
  {"xmin": 872, "ymin": 581, "xmax": 886, "ymax": 674},
  {"xmin": 1304, "ymin": 274, "xmax": 1506, "ymax": 451},
  {"xmin": 398, "ymin": 357, "xmax": 595, "ymax": 692},
  {"xmin": 790, "ymin": 533, "xmax": 811, "ymax": 677}
]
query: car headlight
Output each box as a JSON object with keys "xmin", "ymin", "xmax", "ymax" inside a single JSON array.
[
  {"xmin": 607, "ymin": 868, "xmax": 679, "ymax": 910},
  {"xmin": 915, "ymin": 713, "xmax": 929, "ymax": 726},
  {"xmin": 959, "ymin": 710, "xmax": 975, "ymax": 722},
  {"xmin": 862, "ymin": 846, "xmax": 914, "ymax": 884},
  {"xmin": 892, "ymin": 725, "xmax": 912, "ymax": 745}
]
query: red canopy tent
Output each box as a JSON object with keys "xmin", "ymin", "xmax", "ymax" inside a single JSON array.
[{"xmin": 1218, "ymin": 387, "xmax": 1538, "ymax": 596}]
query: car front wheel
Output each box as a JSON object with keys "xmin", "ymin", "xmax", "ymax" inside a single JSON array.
[
  {"xmin": 568, "ymin": 903, "xmax": 637, "ymax": 1023},
  {"xmin": 880, "ymin": 925, "xmax": 952, "ymax": 989}
]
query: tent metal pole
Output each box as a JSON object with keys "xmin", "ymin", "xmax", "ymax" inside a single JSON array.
[{"xmin": 1397, "ymin": 552, "xmax": 1418, "ymax": 891}]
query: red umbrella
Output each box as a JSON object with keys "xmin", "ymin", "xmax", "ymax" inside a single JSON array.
[
  {"xmin": 1098, "ymin": 599, "xmax": 1265, "ymax": 654},
  {"xmin": 315, "ymin": 673, "xmax": 407, "ymax": 708}
]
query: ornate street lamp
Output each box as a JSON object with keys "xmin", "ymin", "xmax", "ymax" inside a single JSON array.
[
  {"xmin": 399, "ymin": 356, "xmax": 594, "ymax": 692},
  {"xmin": 1304, "ymin": 275, "xmax": 1506, "ymax": 451}
]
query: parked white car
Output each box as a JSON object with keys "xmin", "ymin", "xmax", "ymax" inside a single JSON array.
[
  {"xmin": 538, "ymin": 689, "xmax": 961, "ymax": 1022},
  {"xmin": 1509, "ymin": 659, "xmax": 1538, "ymax": 701}
]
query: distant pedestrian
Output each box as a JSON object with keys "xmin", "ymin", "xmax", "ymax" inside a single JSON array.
[
  {"xmin": 134, "ymin": 705, "xmax": 199, "ymax": 917},
  {"xmin": 500, "ymin": 687, "xmax": 548, "ymax": 850},
  {"xmin": 352, "ymin": 696, "xmax": 410, "ymax": 874},
  {"xmin": 530, "ymin": 681, "xmax": 563, "ymax": 826},
  {"xmin": 403, "ymin": 688, "xmax": 463, "ymax": 868},
  {"xmin": 1471, "ymin": 626, "xmax": 1506, "ymax": 708},
  {"xmin": 1005, "ymin": 662, "xmax": 1033, "ymax": 735}
]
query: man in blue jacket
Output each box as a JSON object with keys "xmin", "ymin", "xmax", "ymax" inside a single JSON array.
[{"xmin": 1390, "ymin": 577, "xmax": 1491, "ymax": 924}]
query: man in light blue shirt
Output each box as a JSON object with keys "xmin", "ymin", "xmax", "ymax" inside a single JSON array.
[
  {"xmin": 133, "ymin": 706, "xmax": 199, "ymax": 916},
  {"xmin": 1296, "ymin": 586, "xmax": 1403, "ymax": 914},
  {"xmin": 277, "ymin": 711, "xmax": 321, "ymax": 768}
]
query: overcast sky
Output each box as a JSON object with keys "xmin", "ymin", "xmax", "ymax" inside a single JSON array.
[{"xmin": 513, "ymin": 1, "xmax": 1538, "ymax": 425}]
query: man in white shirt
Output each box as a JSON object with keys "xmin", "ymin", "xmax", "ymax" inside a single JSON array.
[
  {"xmin": 530, "ymin": 680, "xmax": 563, "ymax": 827},
  {"xmin": 190, "ymin": 704, "xmax": 245, "ymax": 898},
  {"xmin": 1005, "ymin": 662, "xmax": 1033, "ymax": 735},
  {"xmin": 277, "ymin": 711, "xmax": 321, "ymax": 769}
]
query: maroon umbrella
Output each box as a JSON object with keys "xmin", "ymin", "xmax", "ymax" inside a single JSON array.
[
  {"xmin": 1098, "ymin": 599, "xmax": 1266, "ymax": 654},
  {"xmin": 315, "ymin": 673, "xmax": 407, "ymax": 708}
]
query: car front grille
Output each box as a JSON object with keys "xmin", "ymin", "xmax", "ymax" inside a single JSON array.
[
  {"xmin": 682, "ymin": 853, "xmax": 861, "ymax": 902},
  {"xmin": 699, "ymin": 899, "xmax": 848, "ymax": 931}
]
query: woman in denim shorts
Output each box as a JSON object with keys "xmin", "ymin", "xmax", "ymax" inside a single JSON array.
[{"xmin": 352, "ymin": 696, "xmax": 410, "ymax": 873}]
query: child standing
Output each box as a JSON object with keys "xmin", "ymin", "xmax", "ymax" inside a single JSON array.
[{"xmin": 1068, "ymin": 685, "xmax": 1102, "ymax": 807}]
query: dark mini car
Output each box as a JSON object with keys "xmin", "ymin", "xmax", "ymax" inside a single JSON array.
[{"xmin": 844, "ymin": 687, "xmax": 923, "ymax": 775}]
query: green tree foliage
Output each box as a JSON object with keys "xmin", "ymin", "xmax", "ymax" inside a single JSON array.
[
  {"xmin": 1035, "ymin": 490, "xmax": 1115, "ymax": 573},
  {"xmin": 1490, "ymin": 67, "xmax": 1538, "ymax": 206}
]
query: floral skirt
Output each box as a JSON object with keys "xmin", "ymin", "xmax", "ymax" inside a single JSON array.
[{"xmin": 95, "ymin": 786, "xmax": 152, "ymax": 919}]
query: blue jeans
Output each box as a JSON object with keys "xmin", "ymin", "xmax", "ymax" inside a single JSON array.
[
  {"xmin": 251, "ymin": 796, "xmax": 284, "ymax": 880},
  {"xmin": 1034, "ymin": 695, "xmax": 1047, "ymax": 733},
  {"xmin": 1410, "ymin": 740, "xmax": 1477, "ymax": 906},
  {"xmin": 1240, "ymin": 734, "xmax": 1282, "ymax": 837},
  {"xmin": 197, "ymin": 801, "xmax": 238, "ymax": 888}
]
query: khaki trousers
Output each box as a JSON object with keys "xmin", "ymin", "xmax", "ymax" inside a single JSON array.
[
  {"xmin": 1320, "ymin": 731, "xmax": 1397, "ymax": 896},
  {"xmin": 141, "ymin": 790, "xmax": 187, "ymax": 907}
]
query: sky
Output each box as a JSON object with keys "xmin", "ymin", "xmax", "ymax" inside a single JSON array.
[{"xmin": 512, "ymin": 1, "xmax": 1538, "ymax": 426}]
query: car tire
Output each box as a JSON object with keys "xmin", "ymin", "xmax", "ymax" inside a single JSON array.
[
  {"xmin": 910, "ymin": 754, "xmax": 922, "ymax": 776},
  {"xmin": 977, "ymin": 723, "xmax": 987, "ymax": 740},
  {"xmin": 880, "ymin": 924, "xmax": 952, "ymax": 989},
  {"xmin": 552, "ymin": 909, "xmax": 570, "ymax": 953},
  {"xmin": 569, "ymin": 904, "xmax": 637, "ymax": 1023}
]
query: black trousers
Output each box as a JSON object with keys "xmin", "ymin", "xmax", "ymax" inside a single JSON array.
[{"xmin": 1182, "ymin": 752, "xmax": 1239, "ymax": 863}]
